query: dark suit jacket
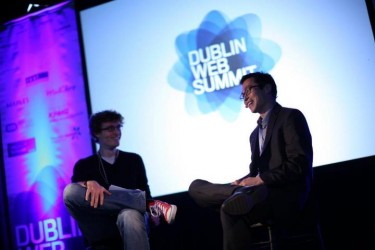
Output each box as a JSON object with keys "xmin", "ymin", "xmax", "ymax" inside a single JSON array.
[{"xmin": 248, "ymin": 103, "xmax": 313, "ymax": 224}]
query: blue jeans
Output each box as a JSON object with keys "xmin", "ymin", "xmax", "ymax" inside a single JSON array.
[{"xmin": 63, "ymin": 183, "xmax": 150, "ymax": 250}]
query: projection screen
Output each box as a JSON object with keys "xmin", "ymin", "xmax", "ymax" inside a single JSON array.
[{"xmin": 79, "ymin": 0, "xmax": 375, "ymax": 196}]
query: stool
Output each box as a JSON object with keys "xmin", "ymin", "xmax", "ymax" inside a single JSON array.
[
  {"xmin": 248, "ymin": 182, "xmax": 326, "ymax": 250},
  {"xmin": 249, "ymin": 222, "xmax": 276, "ymax": 250},
  {"xmin": 249, "ymin": 220, "xmax": 325, "ymax": 250}
]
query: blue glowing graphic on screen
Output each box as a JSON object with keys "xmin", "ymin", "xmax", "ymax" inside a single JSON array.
[{"xmin": 169, "ymin": 10, "xmax": 280, "ymax": 121}]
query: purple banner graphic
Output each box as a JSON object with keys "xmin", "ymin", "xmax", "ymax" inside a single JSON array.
[{"xmin": 0, "ymin": 1, "xmax": 92, "ymax": 249}]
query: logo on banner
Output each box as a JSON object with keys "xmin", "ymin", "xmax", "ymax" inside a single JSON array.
[
  {"xmin": 46, "ymin": 84, "xmax": 77, "ymax": 96},
  {"xmin": 169, "ymin": 11, "xmax": 280, "ymax": 120},
  {"xmin": 26, "ymin": 71, "xmax": 49, "ymax": 85},
  {"xmin": 7, "ymin": 138, "xmax": 36, "ymax": 157},
  {"xmin": 6, "ymin": 97, "xmax": 29, "ymax": 109}
]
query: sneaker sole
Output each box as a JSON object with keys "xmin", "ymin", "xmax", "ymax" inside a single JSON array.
[
  {"xmin": 222, "ymin": 193, "xmax": 253, "ymax": 215},
  {"xmin": 166, "ymin": 205, "xmax": 177, "ymax": 224}
]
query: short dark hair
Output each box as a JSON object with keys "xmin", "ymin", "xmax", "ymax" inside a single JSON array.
[
  {"xmin": 240, "ymin": 72, "xmax": 277, "ymax": 99},
  {"xmin": 89, "ymin": 110, "xmax": 124, "ymax": 141}
]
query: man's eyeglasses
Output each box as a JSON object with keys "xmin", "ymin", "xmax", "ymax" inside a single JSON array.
[
  {"xmin": 100, "ymin": 125, "xmax": 123, "ymax": 132},
  {"xmin": 240, "ymin": 85, "xmax": 259, "ymax": 100}
]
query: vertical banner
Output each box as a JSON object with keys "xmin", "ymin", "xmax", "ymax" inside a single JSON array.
[{"xmin": 0, "ymin": 1, "xmax": 91, "ymax": 249}]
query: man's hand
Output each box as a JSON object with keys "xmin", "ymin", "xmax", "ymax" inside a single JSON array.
[
  {"xmin": 231, "ymin": 179, "xmax": 241, "ymax": 185},
  {"xmin": 85, "ymin": 180, "xmax": 111, "ymax": 208},
  {"xmin": 232, "ymin": 175, "xmax": 264, "ymax": 187}
]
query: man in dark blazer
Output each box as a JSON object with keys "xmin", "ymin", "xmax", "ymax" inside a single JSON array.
[{"xmin": 188, "ymin": 72, "xmax": 313, "ymax": 250}]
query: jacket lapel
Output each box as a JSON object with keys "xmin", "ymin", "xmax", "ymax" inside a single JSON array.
[{"xmin": 250, "ymin": 126, "xmax": 260, "ymax": 158}]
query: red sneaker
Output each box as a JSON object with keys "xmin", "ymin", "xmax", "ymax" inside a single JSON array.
[{"xmin": 148, "ymin": 200, "xmax": 177, "ymax": 224}]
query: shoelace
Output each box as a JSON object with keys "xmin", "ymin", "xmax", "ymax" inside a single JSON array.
[
  {"xmin": 149, "ymin": 203, "xmax": 168, "ymax": 218},
  {"xmin": 150, "ymin": 205, "xmax": 161, "ymax": 217}
]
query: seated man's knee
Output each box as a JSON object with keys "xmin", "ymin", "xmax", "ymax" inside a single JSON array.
[
  {"xmin": 63, "ymin": 183, "xmax": 85, "ymax": 206},
  {"xmin": 188, "ymin": 179, "xmax": 205, "ymax": 198}
]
